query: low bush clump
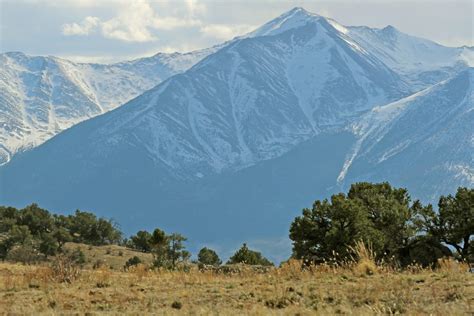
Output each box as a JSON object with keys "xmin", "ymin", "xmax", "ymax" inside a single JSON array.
[{"xmin": 124, "ymin": 256, "xmax": 142, "ymax": 270}]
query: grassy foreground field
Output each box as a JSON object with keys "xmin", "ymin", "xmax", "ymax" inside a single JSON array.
[{"xmin": 1, "ymin": 245, "xmax": 473, "ymax": 316}]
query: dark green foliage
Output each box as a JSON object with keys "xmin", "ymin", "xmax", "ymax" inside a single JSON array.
[
  {"xmin": 127, "ymin": 228, "xmax": 191, "ymax": 269},
  {"xmin": 151, "ymin": 228, "xmax": 167, "ymax": 245},
  {"xmin": 16, "ymin": 204, "xmax": 55, "ymax": 236},
  {"xmin": 0, "ymin": 207, "xmax": 18, "ymax": 232},
  {"xmin": 289, "ymin": 194, "xmax": 373, "ymax": 263},
  {"xmin": 168, "ymin": 233, "xmax": 190, "ymax": 267},
  {"xmin": 227, "ymin": 243, "xmax": 273, "ymax": 266},
  {"xmin": 66, "ymin": 210, "xmax": 122, "ymax": 245},
  {"xmin": 398, "ymin": 236, "xmax": 451, "ymax": 267},
  {"xmin": 129, "ymin": 230, "xmax": 153, "ymax": 252},
  {"xmin": 436, "ymin": 187, "xmax": 473, "ymax": 260},
  {"xmin": 39, "ymin": 233, "xmax": 59, "ymax": 258},
  {"xmin": 198, "ymin": 247, "xmax": 222, "ymax": 266},
  {"xmin": 347, "ymin": 182, "xmax": 415, "ymax": 257},
  {"xmin": 6, "ymin": 244, "xmax": 43, "ymax": 264},
  {"xmin": 0, "ymin": 204, "xmax": 122, "ymax": 261},
  {"xmin": 53, "ymin": 227, "xmax": 72, "ymax": 251},
  {"xmin": 8, "ymin": 225, "xmax": 33, "ymax": 245},
  {"xmin": 0, "ymin": 225, "xmax": 33, "ymax": 259},
  {"xmin": 152, "ymin": 232, "xmax": 190, "ymax": 269},
  {"xmin": 124, "ymin": 256, "xmax": 142, "ymax": 269},
  {"xmin": 289, "ymin": 182, "xmax": 452, "ymax": 267},
  {"xmin": 415, "ymin": 187, "xmax": 473, "ymax": 261}
]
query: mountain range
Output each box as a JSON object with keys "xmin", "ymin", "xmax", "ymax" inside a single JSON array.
[
  {"xmin": 0, "ymin": 8, "xmax": 472, "ymax": 261},
  {"xmin": 0, "ymin": 47, "xmax": 217, "ymax": 165}
]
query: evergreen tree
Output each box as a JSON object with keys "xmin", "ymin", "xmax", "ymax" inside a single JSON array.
[
  {"xmin": 39, "ymin": 232, "xmax": 58, "ymax": 258},
  {"xmin": 16, "ymin": 204, "xmax": 54, "ymax": 236},
  {"xmin": 167, "ymin": 233, "xmax": 190, "ymax": 268},
  {"xmin": 415, "ymin": 187, "xmax": 473, "ymax": 261},
  {"xmin": 198, "ymin": 247, "xmax": 222, "ymax": 266},
  {"xmin": 67, "ymin": 210, "xmax": 122, "ymax": 245},
  {"xmin": 149, "ymin": 229, "xmax": 190, "ymax": 269},
  {"xmin": 227, "ymin": 243, "xmax": 273, "ymax": 266},
  {"xmin": 130, "ymin": 230, "xmax": 153, "ymax": 252},
  {"xmin": 52, "ymin": 227, "xmax": 72, "ymax": 252}
]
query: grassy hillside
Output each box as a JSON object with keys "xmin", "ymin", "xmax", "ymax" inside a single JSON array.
[
  {"xmin": 0, "ymin": 243, "xmax": 472, "ymax": 315},
  {"xmin": 62, "ymin": 242, "xmax": 153, "ymax": 270}
]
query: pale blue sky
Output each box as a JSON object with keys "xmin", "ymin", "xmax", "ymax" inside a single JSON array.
[{"xmin": 1, "ymin": 0, "xmax": 472, "ymax": 63}]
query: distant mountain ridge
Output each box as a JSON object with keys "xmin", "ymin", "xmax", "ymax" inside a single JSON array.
[
  {"xmin": 0, "ymin": 47, "xmax": 217, "ymax": 164},
  {"xmin": 1, "ymin": 8, "xmax": 471, "ymax": 166},
  {"xmin": 1, "ymin": 7, "xmax": 472, "ymax": 261}
]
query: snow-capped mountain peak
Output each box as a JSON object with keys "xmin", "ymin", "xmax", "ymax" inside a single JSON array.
[{"xmin": 247, "ymin": 7, "xmax": 324, "ymax": 37}]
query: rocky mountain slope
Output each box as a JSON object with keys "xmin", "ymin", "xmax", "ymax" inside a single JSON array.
[
  {"xmin": 0, "ymin": 48, "xmax": 215, "ymax": 164},
  {"xmin": 340, "ymin": 67, "xmax": 473, "ymax": 200}
]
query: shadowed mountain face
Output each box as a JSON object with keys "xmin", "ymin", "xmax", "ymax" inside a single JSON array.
[{"xmin": 0, "ymin": 8, "xmax": 472, "ymax": 261}]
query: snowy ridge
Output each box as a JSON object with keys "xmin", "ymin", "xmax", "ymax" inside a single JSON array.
[
  {"xmin": 340, "ymin": 68, "xmax": 474, "ymax": 192},
  {"xmin": 247, "ymin": 7, "xmax": 321, "ymax": 37},
  {"xmin": 2, "ymin": 7, "xmax": 470, "ymax": 166},
  {"xmin": 347, "ymin": 25, "xmax": 471, "ymax": 88},
  {"xmin": 70, "ymin": 9, "xmax": 410, "ymax": 178},
  {"xmin": 0, "ymin": 48, "xmax": 217, "ymax": 164},
  {"xmin": 337, "ymin": 81, "xmax": 444, "ymax": 183}
]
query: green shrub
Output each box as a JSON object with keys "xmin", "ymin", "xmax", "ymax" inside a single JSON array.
[
  {"xmin": 6, "ymin": 244, "xmax": 43, "ymax": 264},
  {"xmin": 69, "ymin": 247, "xmax": 86, "ymax": 265},
  {"xmin": 124, "ymin": 256, "xmax": 142, "ymax": 269}
]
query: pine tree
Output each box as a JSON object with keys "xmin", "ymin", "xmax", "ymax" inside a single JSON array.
[
  {"xmin": 227, "ymin": 243, "xmax": 273, "ymax": 266},
  {"xmin": 197, "ymin": 247, "xmax": 222, "ymax": 266}
]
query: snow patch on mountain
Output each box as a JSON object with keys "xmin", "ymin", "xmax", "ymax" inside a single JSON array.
[
  {"xmin": 1, "ymin": 8, "xmax": 410, "ymax": 182},
  {"xmin": 2, "ymin": 7, "xmax": 469, "ymax": 168},
  {"xmin": 0, "ymin": 48, "xmax": 217, "ymax": 165},
  {"xmin": 347, "ymin": 25, "xmax": 470, "ymax": 87},
  {"xmin": 339, "ymin": 68, "xmax": 473, "ymax": 188},
  {"xmin": 337, "ymin": 84, "xmax": 438, "ymax": 183}
]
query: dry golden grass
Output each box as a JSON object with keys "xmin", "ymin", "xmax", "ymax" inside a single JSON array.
[
  {"xmin": 349, "ymin": 241, "xmax": 379, "ymax": 276},
  {"xmin": 0, "ymin": 245, "xmax": 473, "ymax": 315}
]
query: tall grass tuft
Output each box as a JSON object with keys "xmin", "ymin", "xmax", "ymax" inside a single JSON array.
[
  {"xmin": 349, "ymin": 241, "xmax": 378, "ymax": 276},
  {"xmin": 437, "ymin": 257, "xmax": 469, "ymax": 273}
]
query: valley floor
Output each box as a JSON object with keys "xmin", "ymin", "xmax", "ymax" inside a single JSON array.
[{"xmin": 0, "ymin": 255, "xmax": 473, "ymax": 315}]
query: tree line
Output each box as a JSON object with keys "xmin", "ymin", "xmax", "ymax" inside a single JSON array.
[
  {"xmin": 0, "ymin": 183, "xmax": 472, "ymax": 268},
  {"xmin": 0, "ymin": 204, "xmax": 272, "ymax": 267},
  {"xmin": 0, "ymin": 205, "xmax": 121, "ymax": 260}
]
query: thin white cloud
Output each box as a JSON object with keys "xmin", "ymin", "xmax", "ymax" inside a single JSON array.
[
  {"xmin": 62, "ymin": 0, "xmax": 203, "ymax": 42},
  {"xmin": 62, "ymin": 16, "xmax": 100, "ymax": 36},
  {"xmin": 185, "ymin": 0, "xmax": 207, "ymax": 16},
  {"xmin": 200, "ymin": 24, "xmax": 256, "ymax": 40}
]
